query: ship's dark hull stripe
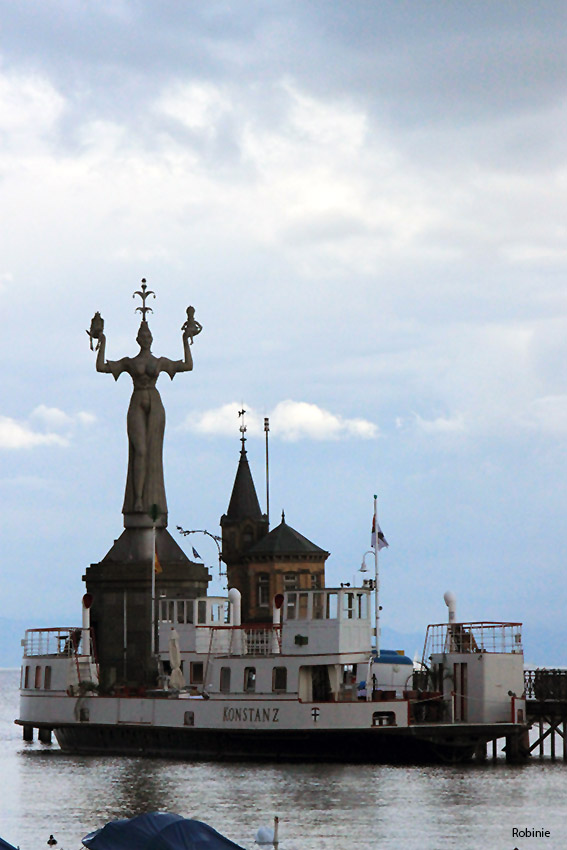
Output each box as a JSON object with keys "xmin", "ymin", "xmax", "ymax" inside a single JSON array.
[{"xmin": 54, "ymin": 724, "xmax": 484, "ymax": 764}]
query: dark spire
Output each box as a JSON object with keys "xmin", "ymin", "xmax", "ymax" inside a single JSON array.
[{"xmin": 226, "ymin": 442, "xmax": 263, "ymax": 521}]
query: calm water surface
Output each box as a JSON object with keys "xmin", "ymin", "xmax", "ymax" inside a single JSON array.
[{"xmin": 1, "ymin": 669, "xmax": 564, "ymax": 850}]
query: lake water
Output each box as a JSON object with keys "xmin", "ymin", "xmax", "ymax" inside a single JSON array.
[{"xmin": 1, "ymin": 668, "xmax": 564, "ymax": 850}]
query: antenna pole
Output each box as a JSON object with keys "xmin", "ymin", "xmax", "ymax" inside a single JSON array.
[
  {"xmin": 374, "ymin": 494, "xmax": 380, "ymax": 659},
  {"xmin": 264, "ymin": 417, "xmax": 270, "ymax": 526}
]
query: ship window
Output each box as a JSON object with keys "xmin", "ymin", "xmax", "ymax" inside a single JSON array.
[
  {"xmin": 284, "ymin": 573, "xmax": 298, "ymax": 591},
  {"xmin": 257, "ymin": 573, "xmax": 270, "ymax": 607},
  {"xmin": 168, "ymin": 601, "xmax": 175, "ymax": 623},
  {"xmin": 34, "ymin": 666, "xmax": 42, "ymax": 689},
  {"xmin": 342, "ymin": 664, "xmax": 356, "ymax": 685},
  {"xmin": 343, "ymin": 592, "xmax": 355, "ymax": 619},
  {"xmin": 44, "ymin": 666, "xmax": 52, "ymax": 690},
  {"xmin": 372, "ymin": 711, "xmax": 396, "ymax": 727},
  {"xmin": 358, "ymin": 593, "xmax": 368, "ymax": 619},
  {"xmin": 244, "ymin": 667, "xmax": 256, "ymax": 692},
  {"xmin": 286, "ymin": 593, "xmax": 297, "ymax": 620},
  {"xmin": 184, "ymin": 711, "xmax": 194, "ymax": 726},
  {"xmin": 211, "ymin": 604, "xmax": 222, "ymax": 623},
  {"xmin": 298, "ymin": 593, "xmax": 309, "ymax": 620},
  {"xmin": 177, "ymin": 602, "xmax": 185, "ymax": 624},
  {"xmin": 272, "ymin": 667, "xmax": 287, "ymax": 692},
  {"xmin": 190, "ymin": 662, "xmax": 204, "ymax": 684},
  {"xmin": 220, "ymin": 667, "xmax": 231, "ymax": 693},
  {"xmin": 326, "ymin": 593, "xmax": 338, "ymax": 619},
  {"xmin": 24, "ymin": 666, "xmax": 30, "ymax": 689},
  {"xmin": 186, "ymin": 601, "xmax": 194, "ymax": 624},
  {"xmin": 198, "ymin": 601, "xmax": 207, "ymax": 624},
  {"xmin": 312, "ymin": 592, "xmax": 324, "ymax": 620}
]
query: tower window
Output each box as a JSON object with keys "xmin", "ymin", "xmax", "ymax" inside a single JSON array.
[
  {"xmin": 284, "ymin": 573, "xmax": 298, "ymax": 591},
  {"xmin": 257, "ymin": 573, "xmax": 270, "ymax": 607}
]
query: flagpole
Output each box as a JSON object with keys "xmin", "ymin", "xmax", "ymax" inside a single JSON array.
[
  {"xmin": 374, "ymin": 494, "xmax": 380, "ymax": 659},
  {"xmin": 151, "ymin": 524, "xmax": 156, "ymax": 657}
]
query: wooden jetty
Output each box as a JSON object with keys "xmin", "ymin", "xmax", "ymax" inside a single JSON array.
[{"xmin": 524, "ymin": 668, "xmax": 567, "ymax": 760}]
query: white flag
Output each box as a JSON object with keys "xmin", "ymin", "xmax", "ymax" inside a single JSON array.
[{"xmin": 371, "ymin": 514, "xmax": 389, "ymax": 551}]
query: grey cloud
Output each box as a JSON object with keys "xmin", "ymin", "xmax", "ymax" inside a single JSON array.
[{"xmin": 2, "ymin": 1, "xmax": 565, "ymax": 128}]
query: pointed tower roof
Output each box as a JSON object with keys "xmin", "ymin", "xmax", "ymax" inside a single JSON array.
[
  {"xmin": 247, "ymin": 515, "xmax": 328, "ymax": 558},
  {"xmin": 225, "ymin": 443, "xmax": 264, "ymax": 521}
]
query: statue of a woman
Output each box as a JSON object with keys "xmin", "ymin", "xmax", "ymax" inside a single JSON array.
[{"xmin": 90, "ymin": 311, "xmax": 200, "ymax": 524}]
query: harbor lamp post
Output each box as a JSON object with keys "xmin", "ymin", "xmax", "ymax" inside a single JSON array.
[
  {"xmin": 360, "ymin": 549, "xmax": 380, "ymax": 657},
  {"xmin": 176, "ymin": 527, "xmax": 224, "ymax": 579}
]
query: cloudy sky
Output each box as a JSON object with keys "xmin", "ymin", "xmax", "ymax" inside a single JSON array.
[{"xmin": 1, "ymin": 1, "xmax": 566, "ymax": 665}]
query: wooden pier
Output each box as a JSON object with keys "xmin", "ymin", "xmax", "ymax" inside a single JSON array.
[{"xmin": 524, "ymin": 669, "xmax": 567, "ymax": 760}]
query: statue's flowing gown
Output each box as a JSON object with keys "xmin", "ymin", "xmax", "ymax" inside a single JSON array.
[{"xmin": 108, "ymin": 355, "xmax": 181, "ymax": 518}]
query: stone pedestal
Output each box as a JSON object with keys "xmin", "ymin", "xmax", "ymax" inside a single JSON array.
[{"xmin": 83, "ymin": 527, "xmax": 209, "ymax": 689}]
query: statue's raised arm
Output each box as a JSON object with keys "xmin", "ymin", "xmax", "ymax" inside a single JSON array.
[{"xmin": 87, "ymin": 283, "xmax": 202, "ymax": 526}]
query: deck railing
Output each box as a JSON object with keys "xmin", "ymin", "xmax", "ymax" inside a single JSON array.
[
  {"xmin": 22, "ymin": 627, "xmax": 100, "ymax": 690},
  {"xmin": 200, "ymin": 624, "xmax": 282, "ymax": 657},
  {"xmin": 422, "ymin": 622, "xmax": 523, "ymax": 663},
  {"xmin": 525, "ymin": 669, "xmax": 567, "ymax": 701},
  {"xmin": 24, "ymin": 627, "xmax": 84, "ymax": 657}
]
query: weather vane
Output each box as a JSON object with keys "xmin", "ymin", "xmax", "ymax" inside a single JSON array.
[
  {"xmin": 133, "ymin": 279, "xmax": 156, "ymax": 321},
  {"xmin": 238, "ymin": 408, "xmax": 247, "ymax": 446}
]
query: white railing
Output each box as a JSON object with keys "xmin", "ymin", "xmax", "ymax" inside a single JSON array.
[
  {"xmin": 198, "ymin": 624, "xmax": 282, "ymax": 657},
  {"xmin": 22, "ymin": 627, "xmax": 100, "ymax": 691},
  {"xmin": 24, "ymin": 627, "xmax": 83, "ymax": 657},
  {"xmin": 422, "ymin": 622, "xmax": 523, "ymax": 663}
]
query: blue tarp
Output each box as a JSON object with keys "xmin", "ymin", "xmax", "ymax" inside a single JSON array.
[
  {"xmin": 372, "ymin": 649, "xmax": 413, "ymax": 665},
  {"xmin": 82, "ymin": 812, "xmax": 245, "ymax": 850},
  {"xmin": 0, "ymin": 837, "xmax": 18, "ymax": 850}
]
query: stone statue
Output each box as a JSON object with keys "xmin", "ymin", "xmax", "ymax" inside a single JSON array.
[{"xmin": 88, "ymin": 282, "xmax": 201, "ymax": 526}]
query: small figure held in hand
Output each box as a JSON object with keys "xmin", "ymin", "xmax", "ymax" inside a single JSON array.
[
  {"xmin": 86, "ymin": 312, "xmax": 104, "ymax": 350},
  {"xmin": 182, "ymin": 305, "xmax": 202, "ymax": 344}
]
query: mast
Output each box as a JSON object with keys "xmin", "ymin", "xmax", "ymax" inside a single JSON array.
[
  {"xmin": 370, "ymin": 494, "xmax": 388, "ymax": 658},
  {"xmin": 373, "ymin": 494, "xmax": 380, "ymax": 659},
  {"xmin": 264, "ymin": 416, "xmax": 270, "ymax": 526}
]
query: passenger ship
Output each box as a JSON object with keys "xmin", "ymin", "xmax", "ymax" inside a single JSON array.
[
  {"xmin": 16, "ymin": 293, "xmax": 528, "ymax": 763},
  {"xmin": 17, "ymin": 581, "xmax": 527, "ymax": 762}
]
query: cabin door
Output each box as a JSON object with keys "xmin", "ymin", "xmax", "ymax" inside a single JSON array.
[
  {"xmin": 312, "ymin": 665, "xmax": 332, "ymax": 702},
  {"xmin": 453, "ymin": 662, "xmax": 468, "ymax": 721}
]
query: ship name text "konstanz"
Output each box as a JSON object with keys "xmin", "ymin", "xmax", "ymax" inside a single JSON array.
[{"xmin": 222, "ymin": 707, "xmax": 280, "ymax": 722}]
